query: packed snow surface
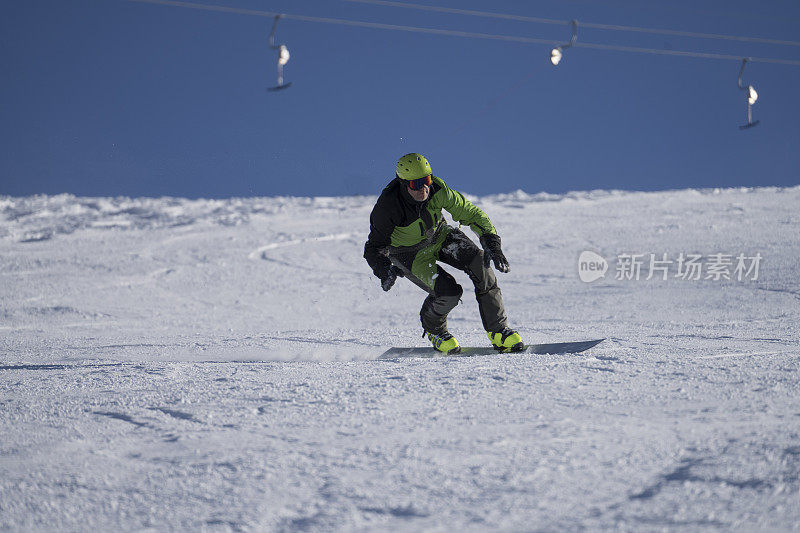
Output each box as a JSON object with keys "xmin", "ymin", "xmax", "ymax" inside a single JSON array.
[{"xmin": 1, "ymin": 186, "xmax": 799, "ymax": 531}]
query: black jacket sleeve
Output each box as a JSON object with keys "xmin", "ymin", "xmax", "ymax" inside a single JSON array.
[{"xmin": 364, "ymin": 198, "xmax": 395, "ymax": 279}]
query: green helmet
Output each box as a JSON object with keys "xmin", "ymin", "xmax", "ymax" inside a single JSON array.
[{"xmin": 396, "ymin": 153, "xmax": 432, "ymax": 181}]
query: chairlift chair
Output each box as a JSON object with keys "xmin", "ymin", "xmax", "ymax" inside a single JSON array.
[
  {"xmin": 737, "ymin": 58, "xmax": 759, "ymax": 129},
  {"xmin": 268, "ymin": 15, "xmax": 292, "ymax": 91}
]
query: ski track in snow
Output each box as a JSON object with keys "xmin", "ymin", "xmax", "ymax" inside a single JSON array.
[
  {"xmin": 1, "ymin": 187, "xmax": 799, "ymax": 531},
  {"xmin": 248, "ymin": 232, "xmax": 360, "ymax": 260}
]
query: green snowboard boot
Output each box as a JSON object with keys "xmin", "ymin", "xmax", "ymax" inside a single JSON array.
[
  {"xmin": 487, "ymin": 327, "xmax": 524, "ymax": 353},
  {"xmin": 425, "ymin": 330, "xmax": 461, "ymax": 354}
]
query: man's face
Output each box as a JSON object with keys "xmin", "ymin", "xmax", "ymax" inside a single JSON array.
[
  {"xmin": 406, "ymin": 175, "xmax": 432, "ymax": 202},
  {"xmin": 407, "ymin": 183, "xmax": 430, "ymax": 202}
]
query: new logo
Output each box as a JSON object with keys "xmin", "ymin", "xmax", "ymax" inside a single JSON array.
[{"xmin": 578, "ymin": 251, "xmax": 608, "ymax": 283}]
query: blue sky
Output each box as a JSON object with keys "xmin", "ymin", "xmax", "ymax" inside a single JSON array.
[{"xmin": 2, "ymin": 0, "xmax": 799, "ymax": 198}]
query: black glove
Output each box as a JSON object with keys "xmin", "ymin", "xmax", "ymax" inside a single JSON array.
[
  {"xmin": 380, "ymin": 265, "xmax": 402, "ymax": 291},
  {"xmin": 480, "ymin": 233, "xmax": 510, "ymax": 273}
]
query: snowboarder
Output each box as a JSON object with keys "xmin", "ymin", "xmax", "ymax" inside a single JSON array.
[{"xmin": 364, "ymin": 153, "xmax": 524, "ymax": 354}]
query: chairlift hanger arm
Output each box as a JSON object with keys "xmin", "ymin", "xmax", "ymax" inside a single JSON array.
[
  {"xmin": 555, "ymin": 19, "xmax": 578, "ymax": 51},
  {"xmin": 565, "ymin": 19, "xmax": 578, "ymax": 50},
  {"xmin": 550, "ymin": 19, "xmax": 577, "ymax": 65},
  {"xmin": 269, "ymin": 14, "xmax": 283, "ymax": 50},
  {"xmin": 737, "ymin": 57, "xmax": 750, "ymax": 90}
]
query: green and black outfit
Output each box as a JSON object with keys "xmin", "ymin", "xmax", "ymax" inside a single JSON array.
[{"xmin": 364, "ymin": 175, "xmax": 508, "ymax": 334}]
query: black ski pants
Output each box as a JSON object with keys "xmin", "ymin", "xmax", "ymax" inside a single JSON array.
[{"xmin": 395, "ymin": 227, "xmax": 508, "ymax": 335}]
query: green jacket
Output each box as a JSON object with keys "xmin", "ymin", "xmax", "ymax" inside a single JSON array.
[{"xmin": 364, "ymin": 175, "xmax": 496, "ymax": 278}]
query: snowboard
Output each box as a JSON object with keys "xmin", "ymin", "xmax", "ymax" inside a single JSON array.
[{"xmin": 379, "ymin": 338, "xmax": 605, "ymax": 359}]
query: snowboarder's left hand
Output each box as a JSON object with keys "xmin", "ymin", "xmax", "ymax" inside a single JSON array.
[{"xmin": 480, "ymin": 234, "xmax": 510, "ymax": 273}]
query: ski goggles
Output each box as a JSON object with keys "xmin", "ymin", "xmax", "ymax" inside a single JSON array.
[{"xmin": 407, "ymin": 175, "xmax": 432, "ymax": 190}]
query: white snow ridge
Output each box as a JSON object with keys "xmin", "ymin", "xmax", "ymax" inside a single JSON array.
[{"xmin": 1, "ymin": 187, "xmax": 799, "ymax": 531}]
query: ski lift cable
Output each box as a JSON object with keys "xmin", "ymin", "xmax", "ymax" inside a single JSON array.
[
  {"xmin": 342, "ymin": 0, "xmax": 800, "ymax": 48},
  {"xmin": 123, "ymin": 0, "xmax": 556, "ymax": 44},
  {"xmin": 122, "ymin": 0, "xmax": 800, "ymax": 67},
  {"xmin": 574, "ymin": 41, "xmax": 798, "ymax": 66}
]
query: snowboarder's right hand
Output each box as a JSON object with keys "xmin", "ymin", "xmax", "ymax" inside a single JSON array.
[{"xmin": 380, "ymin": 266, "xmax": 399, "ymax": 291}]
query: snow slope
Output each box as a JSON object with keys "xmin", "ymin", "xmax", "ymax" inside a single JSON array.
[{"xmin": 1, "ymin": 187, "xmax": 799, "ymax": 531}]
